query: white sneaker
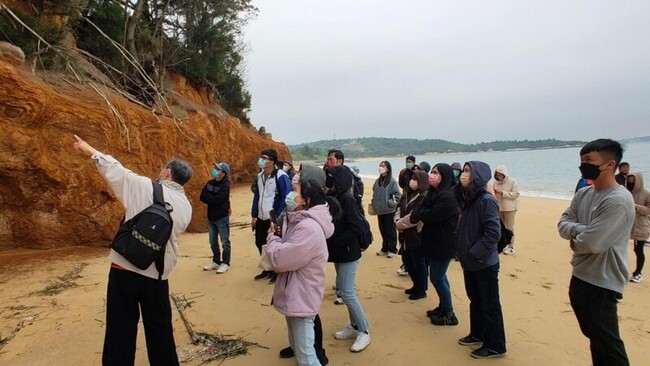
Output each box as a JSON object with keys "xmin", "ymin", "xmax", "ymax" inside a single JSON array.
[
  {"xmin": 216, "ymin": 264, "xmax": 229, "ymax": 274},
  {"xmin": 630, "ymin": 274, "xmax": 643, "ymax": 283},
  {"xmin": 350, "ymin": 332, "xmax": 371, "ymax": 352},
  {"xmin": 397, "ymin": 266, "xmax": 408, "ymax": 276},
  {"xmin": 334, "ymin": 325, "xmax": 358, "ymax": 340},
  {"xmin": 334, "ymin": 296, "xmax": 344, "ymax": 305},
  {"xmin": 387, "ymin": 252, "xmax": 397, "ymax": 258},
  {"xmin": 503, "ymin": 245, "xmax": 514, "ymax": 255},
  {"xmin": 203, "ymin": 262, "xmax": 219, "ymax": 271},
  {"xmin": 376, "ymin": 251, "xmax": 388, "ymax": 256}
]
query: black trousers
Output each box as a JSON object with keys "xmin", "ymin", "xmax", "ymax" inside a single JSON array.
[
  {"xmin": 463, "ymin": 263, "xmax": 506, "ymax": 353},
  {"xmin": 402, "ymin": 247, "xmax": 428, "ymax": 294},
  {"xmin": 377, "ymin": 213, "xmax": 397, "ymax": 253},
  {"xmin": 633, "ymin": 240, "xmax": 645, "ymax": 276},
  {"xmin": 255, "ymin": 218, "xmax": 272, "ymax": 255},
  {"xmin": 569, "ymin": 276, "xmax": 629, "ymax": 366},
  {"xmin": 102, "ymin": 267, "xmax": 179, "ymax": 366}
]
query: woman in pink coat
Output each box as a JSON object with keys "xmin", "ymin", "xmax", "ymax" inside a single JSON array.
[{"xmin": 265, "ymin": 179, "xmax": 339, "ymax": 365}]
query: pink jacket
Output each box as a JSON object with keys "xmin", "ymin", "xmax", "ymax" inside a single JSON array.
[{"xmin": 265, "ymin": 204, "xmax": 335, "ymax": 317}]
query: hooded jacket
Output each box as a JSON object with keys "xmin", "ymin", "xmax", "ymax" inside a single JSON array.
[
  {"xmin": 628, "ymin": 172, "xmax": 650, "ymax": 240},
  {"xmin": 455, "ymin": 161, "xmax": 501, "ymax": 272},
  {"xmin": 394, "ymin": 170, "xmax": 429, "ymax": 250},
  {"xmin": 492, "ymin": 165, "xmax": 519, "ymax": 212},
  {"xmin": 411, "ymin": 163, "xmax": 459, "ymax": 259},
  {"xmin": 326, "ymin": 165, "xmax": 363, "ymax": 263},
  {"xmin": 265, "ymin": 204, "xmax": 334, "ymax": 317},
  {"xmin": 371, "ymin": 173, "xmax": 401, "ymax": 215}
]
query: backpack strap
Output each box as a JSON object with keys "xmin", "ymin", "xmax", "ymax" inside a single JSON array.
[
  {"xmin": 152, "ymin": 181, "xmax": 168, "ymax": 280},
  {"xmin": 152, "ymin": 181, "xmax": 165, "ymax": 205}
]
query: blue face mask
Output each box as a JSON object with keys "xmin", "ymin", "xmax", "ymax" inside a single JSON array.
[
  {"xmin": 285, "ymin": 191, "xmax": 298, "ymax": 212},
  {"xmin": 258, "ymin": 158, "xmax": 267, "ymax": 169},
  {"xmin": 453, "ymin": 170, "xmax": 460, "ymax": 178},
  {"xmin": 211, "ymin": 169, "xmax": 219, "ymax": 178}
]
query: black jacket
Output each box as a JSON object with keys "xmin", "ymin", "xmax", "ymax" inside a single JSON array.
[
  {"xmin": 454, "ymin": 161, "xmax": 501, "ymax": 272},
  {"xmin": 411, "ymin": 163, "xmax": 458, "ymax": 259},
  {"xmin": 326, "ymin": 165, "xmax": 362, "ymax": 263},
  {"xmin": 200, "ymin": 178, "xmax": 230, "ymax": 221}
]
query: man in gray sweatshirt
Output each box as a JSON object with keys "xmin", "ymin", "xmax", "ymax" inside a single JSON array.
[{"xmin": 558, "ymin": 138, "xmax": 635, "ymax": 366}]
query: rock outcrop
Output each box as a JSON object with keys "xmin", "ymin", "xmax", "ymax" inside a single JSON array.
[{"xmin": 0, "ymin": 59, "xmax": 289, "ymax": 250}]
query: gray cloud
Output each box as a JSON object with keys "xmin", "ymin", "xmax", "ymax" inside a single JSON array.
[{"xmin": 244, "ymin": 0, "xmax": 650, "ymax": 144}]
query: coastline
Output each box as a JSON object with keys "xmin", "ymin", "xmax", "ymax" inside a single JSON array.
[{"xmin": 0, "ymin": 183, "xmax": 647, "ymax": 365}]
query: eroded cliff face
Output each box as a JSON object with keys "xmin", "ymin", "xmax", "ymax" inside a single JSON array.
[{"xmin": 0, "ymin": 60, "xmax": 289, "ymax": 250}]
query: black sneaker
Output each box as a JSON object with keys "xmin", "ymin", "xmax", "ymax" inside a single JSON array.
[
  {"xmin": 404, "ymin": 287, "xmax": 416, "ymax": 295},
  {"xmin": 268, "ymin": 273, "xmax": 278, "ymax": 284},
  {"xmin": 426, "ymin": 307, "xmax": 442, "ymax": 318},
  {"xmin": 316, "ymin": 348, "xmax": 329, "ymax": 365},
  {"xmin": 430, "ymin": 311, "xmax": 459, "ymax": 326},
  {"xmin": 470, "ymin": 346, "xmax": 506, "ymax": 359},
  {"xmin": 408, "ymin": 292, "xmax": 427, "ymax": 300},
  {"xmin": 279, "ymin": 346, "xmax": 294, "ymax": 358},
  {"xmin": 458, "ymin": 334, "xmax": 483, "ymax": 346},
  {"xmin": 254, "ymin": 270, "xmax": 270, "ymax": 280}
]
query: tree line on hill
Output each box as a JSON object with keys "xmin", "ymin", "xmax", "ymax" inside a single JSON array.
[
  {"xmin": 0, "ymin": 0, "xmax": 256, "ymax": 124},
  {"xmin": 290, "ymin": 137, "xmax": 585, "ymax": 160}
]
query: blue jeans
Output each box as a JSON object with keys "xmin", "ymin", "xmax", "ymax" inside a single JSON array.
[
  {"xmin": 403, "ymin": 247, "xmax": 428, "ymax": 294},
  {"xmin": 463, "ymin": 263, "xmax": 506, "ymax": 353},
  {"xmin": 428, "ymin": 256, "xmax": 453, "ymax": 311},
  {"xmin": 335, "ymin": 260, "xmax": 370, "ymax": 333},
  {"xmin": 286, "ymin": 316, "xmax": 319, "ymax": 366},
  {"xmin": 207, "ymin": 217, "xmax": 231, "ymax": 265}
]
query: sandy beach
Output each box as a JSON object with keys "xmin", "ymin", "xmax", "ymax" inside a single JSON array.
[{"xmin": 1, "ymin": 180, "xmax": 648, "ymax": 366}]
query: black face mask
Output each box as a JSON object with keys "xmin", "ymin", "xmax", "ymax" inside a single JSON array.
[
  {"xmin": 627, "ymin": 182, "xmax": 635, "ymax": 191},
  {"xmin": 579, "ymin": 163, "xmax": 603, "ymax": 180}
]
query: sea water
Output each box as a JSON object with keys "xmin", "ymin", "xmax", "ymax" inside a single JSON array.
[{"xmin": 350, "ymin": 141, "xmax": 650, "ymax": 200}]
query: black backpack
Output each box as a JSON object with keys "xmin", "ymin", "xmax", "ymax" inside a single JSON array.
[
  {"xmin": 497, "ymin": 218, "xmax": 514, "ymax": 254},
  {"xmin": 111, "ymin": 182, "xmax": 174, "ymax": 279}
]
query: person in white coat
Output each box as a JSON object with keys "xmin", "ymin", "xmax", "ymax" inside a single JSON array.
[{"xmin": 492, "ymin": 165, "xmax": 519, "ymax": 255}]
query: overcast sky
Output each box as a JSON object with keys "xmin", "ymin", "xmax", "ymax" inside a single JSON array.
[{"xmin": 244, "ymin": 0, "xmax": 650, "ymax": 145}]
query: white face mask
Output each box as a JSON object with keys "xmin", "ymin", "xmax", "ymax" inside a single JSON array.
[
  {"xmin": 409, "ymin": 180, "xmax": 418, "ymax": 190},
  {"xmin": 378, "ymin": 167, "xmax": 386, "ymax": 175},
  {"xmin": 460, "ymin": 172, "xmax": 471, "ymax": 188}
]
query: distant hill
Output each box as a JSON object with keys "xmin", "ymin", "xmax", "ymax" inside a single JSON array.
[
  {"xmin": 289, "ymin": 137, "xmax": 585, "ymax": 160},
  {"xmin": 621, "ymin": 136, "xmax": 650, "ymax": 143}
]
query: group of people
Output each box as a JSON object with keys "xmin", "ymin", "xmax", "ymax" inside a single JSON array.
[
  {"xmin": 72, "ymin": 133, "xmax": 648, "ymax": 366},
  {"xmin": 366, "ymin": 155, "xmax": 509, "ymax": 358}
]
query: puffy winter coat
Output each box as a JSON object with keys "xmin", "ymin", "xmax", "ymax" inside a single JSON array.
[
  {"xmin": 628, "ymin": 172, "xmax": 650, "ymax": 240},
  {"xmin": 492, "ymin": 165, "xmax": 519, "ymax": 212},
  {"xmin": 265, "ymin": 204, "xmax": 334, "ymax": 317}
]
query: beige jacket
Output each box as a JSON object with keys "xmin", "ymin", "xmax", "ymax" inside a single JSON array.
[
  {"xmin": 492, "ymin": 165, "xmax": 519, "ymax": 212},
  {"xmin": 94, "ymin": 152, "xmax": 193, "ymax": 280},
  {"xmin": 628, "ymin": 172, "xmax": 650, "ymax": 240}
]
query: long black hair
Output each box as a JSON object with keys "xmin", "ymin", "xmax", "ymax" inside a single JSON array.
[
  {"xmin": 300, "ymin": 179, "xmax": 342, "ymax": 221},
  {"xmin": 379, "ymin": 160, "xmax": 393, "ymax": 187}
]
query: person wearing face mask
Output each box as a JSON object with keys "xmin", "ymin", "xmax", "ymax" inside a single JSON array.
[
  {"xmin": 455, "ymin": 161, "xmax": 507, "ymax": 359},
  {"xmin": 558, "ymin": 139, "xmax": 635, "ymax": 366},
  {"xmin": 200, "ymin": 162, "xmax": 232, "ymax": 273},
  {"xmin": 372, "ymin": 161, "xmax": 401, "ymax": 257},
  {"xmin": 280, "ymin": 160, "xmax": 297, "ymax": 181},
  {"xmin": 394, "ymin": 170, "xmax": 429, "ymax": 300},
  {"xmin": 327, "ymin": 165, "xmax": 372, "ymax": 353},
  {"xmin": 396, "ymin": 156, "xmax": 417, "ymax": 276},
  {"xmin": 492, "ymin": 165, "xmax": 519, "ymax": 255},
  {"xmin": 451, "ymin": 162, "xmax": 462, "ymax": 185},
  {"xmin": 625, "ymin": 172, "xmax": 650, "ymax": 284},
  {"xmin": 264, "ymin": 179, "xmax": 339, "ymax": 366},
  {"xmin": 398, "ymin": 155, "xmax": 417, "ymax": 189},
  {"xmin": 411, "ymin": 163, "xmax": 460, "ymax": 326},
  {"xmin": 251, "ymin": 149, "xmax": 292, "ymax": 283}
]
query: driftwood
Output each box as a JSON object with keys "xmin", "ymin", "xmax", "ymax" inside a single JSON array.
[{"xmin": 171, "ymin": 294, "xmax": 199, "ymax": 345}]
